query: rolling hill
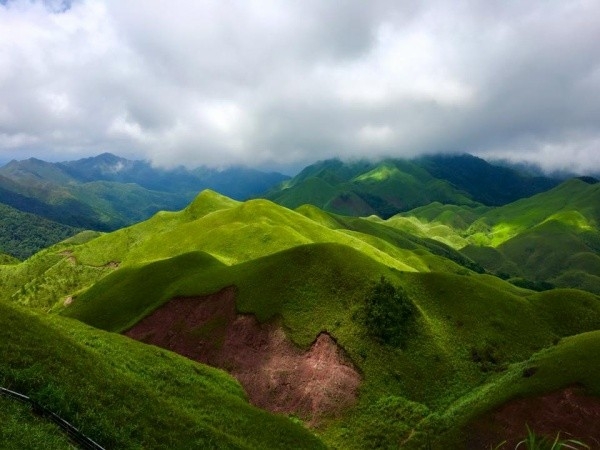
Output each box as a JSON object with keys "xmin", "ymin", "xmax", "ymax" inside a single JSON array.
[
  {"xmin": 390, "ymin": 178, "xmax": 600, "ymax": 294},
  {"xmin": 2, "ymin": 187, "xmax": 599, "ymax": 448}
]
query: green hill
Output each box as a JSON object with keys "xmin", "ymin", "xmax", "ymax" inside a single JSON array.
[
  {"xmin": 61, "ymin": 243, "xmax": 600, "ymax": 448},
  {"xmin": 0, "ymin": 300, "xmax": 324, "ymax": 449},
  {"xmin": 3, "ymin": 187, "xmax": 600, "ymax": 448},
  {"xmin": 265, "ymin": 155, "xmax": 560, "ymax": 218},
  {"xmin": 0, "ymin": 190, "xmax": 486, "ymax": 311},
  {"xmin": 389, "ymin": 179, "xmax": 600, "ymax": 294},
  {"xmin": 266, "ymin": 158, "xmax": 479, "ymax": 217}
]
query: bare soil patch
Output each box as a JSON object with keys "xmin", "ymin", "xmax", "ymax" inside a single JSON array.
[
  {"xmin": 125, "ymin": 287, "xmax": 361, "ymax": 424},
  {"xmin": 466, "ymin": 387, "xmax": 600, "ymax": 448}
]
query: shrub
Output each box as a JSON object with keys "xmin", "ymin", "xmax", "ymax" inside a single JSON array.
[{"xmin": 364, "ymin": 276, "xmax": 416, "ymax": 347}]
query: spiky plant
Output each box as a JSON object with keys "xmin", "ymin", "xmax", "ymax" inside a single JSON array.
[{"xmin": 514, "ymin": 426, "xmax": 589, "ymax": 450}]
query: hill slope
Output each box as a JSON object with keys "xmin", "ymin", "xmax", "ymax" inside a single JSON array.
[
  {"xmin": 390, "ymin": 178, "xmax": 600, "ymax": 294},
  {"xmin": 265, "ymin": 154, "xmax": 561, "ymax": 218},
  {"xmin": 61, "ymin": 243, "xmax": 600, "ymax": 448},
  {"xmin": 0, "ymin": 300, "xmax": 324, "ymax": 449}
]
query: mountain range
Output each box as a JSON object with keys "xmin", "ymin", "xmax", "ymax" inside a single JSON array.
[{"xmin": 0, "ymin": 152, "xmax": 288, "ymax": 230}]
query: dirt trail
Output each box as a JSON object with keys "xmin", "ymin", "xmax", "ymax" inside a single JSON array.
[
  {"xmin": 466, "ymin": 387, "xmax": 600, "ymax": 448},
  {"xmin": 125, "ymin": 287, "xmax": 361, "ymax": 424}
]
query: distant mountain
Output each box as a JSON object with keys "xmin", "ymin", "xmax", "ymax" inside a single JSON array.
[
  {"xmin": 417, "ymin": 154, "xmax": 561, "ymax": 206},
  {"xmin": 60, "ymin": 152, "xmax": 289, "ymax": 198},
  {"xmin": 0, "ymin": 153, "xmax": 289, "ymax": 230},
  {"xmin": 265, "ymin": 154, "xmax": 561, "ymax": 218}
]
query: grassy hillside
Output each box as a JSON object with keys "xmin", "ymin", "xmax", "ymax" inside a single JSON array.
[
  {"xmin": 0, "ymin": 189, "xmax": 489, "ymax": 312},
  {"xmin": 3, "ymin": 185, "xmax": 600, "ymax": 448},
  {"xmin": 0, "ymin": 396, "xmax": 74, "ymax": 449},
  {"xmin": 61, "ymin": 243, "xmax": 600, "ymax": 449},
  {"xmin": 390, "ymin": 179, "xmax": 600, "ymax": 294},
  {"xmin": 0, "ymin": 300, "xmax": 324, "ymax": 449},
  {"xmin": 266, "ymin": 158, "xmax": 480, "ymax": 218},
  {"xmin": 265, "ymin": 155, "xmax": 560, "ymax": 218}
]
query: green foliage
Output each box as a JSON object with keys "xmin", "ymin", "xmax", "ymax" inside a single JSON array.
[
  {"xmin": 512, "ymin": 426, "xmax": 590, "ymax": 450},
  {"xmin": 364, "ymin": 276, "xmax": 416, "ymax": 347},
  {"xmin": 0, "ymin": 202, "xmax": 80, "ymax": 259}
]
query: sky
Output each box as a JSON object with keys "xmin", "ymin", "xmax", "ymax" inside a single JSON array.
[{"xmin": 0, "ymin": 0, "xmax": 599, "ymax": 173}]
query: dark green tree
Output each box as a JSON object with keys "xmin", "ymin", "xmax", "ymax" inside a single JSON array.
[{"xmin": 365, "ymin": 276, "xmax": 416, "ymax": 347}]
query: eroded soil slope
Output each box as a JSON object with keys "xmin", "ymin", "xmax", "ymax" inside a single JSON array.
[
  {"xmin": 466, "ymin": 387, "xmax": 600, "ymax": 448},
  {"xmin": 125, "ymin": 287, "xmax": 361, "ymax": 424}
]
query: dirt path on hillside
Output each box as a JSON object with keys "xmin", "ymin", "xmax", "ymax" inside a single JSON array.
[
  {"xmin": 125, "ymin": 287, "xmax": 361, "ymax": 424},
  {"xmin": 466, "ymin": 386, "xmax": 600, "ymax": 448}
]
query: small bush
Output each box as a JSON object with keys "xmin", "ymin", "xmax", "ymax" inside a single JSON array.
[{"xmin": 364, "ymin": 276, "xmax": 416, "ymax": 347}]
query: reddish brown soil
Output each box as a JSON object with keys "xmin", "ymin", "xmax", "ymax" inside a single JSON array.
[
  {"xmin": 125, "ymin": 287, "xmax": 361, "ymax": 424},
  {"xmin": 466, "ymin": 387, "xmax": 600, "ymax": 448}
]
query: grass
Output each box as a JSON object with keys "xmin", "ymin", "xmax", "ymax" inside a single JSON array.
[
  {"xmin": 0, "ymin": 396, "xmax": 75, "ymax": 449},
  {"xmin": 3, "ymin": 186, "xmax": 600, "ymax": 448},
  {"xmin": 512, "ymin": 426, "xmax": 590, "ymax": 449},
  {"xmin": 0, "ymin": 300, "xmax": 325, "ymax": 449},
  {"xmin": 428, "ymin": 331, "xmax": 600, "ymax": 448},
  {"xmin": 393, "ymin": 179, "xmax": 600, "ymax": 294},
  {"xmin": 61, "ymin": 239, "xmax": 600, "ymax": 449}
]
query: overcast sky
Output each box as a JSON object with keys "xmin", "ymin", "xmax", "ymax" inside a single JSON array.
[{"xmin": 1, "ymin": 0, "xmax": 599, "ymax": 173}]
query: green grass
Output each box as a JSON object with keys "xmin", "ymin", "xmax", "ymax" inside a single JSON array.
[
  {"xmin": 0, "ymin": 300, "xmax": 325, "ymax": 449},
  {"xmin": 61, "ymin": 240, "xmax": 600, "ymax": 449},
  {"xmin": 0, "ymin": 396, "xmax": 75, "ymax": 449},
  {"xmin": 4, "ymin": 185, "xmax": 600, "ymax": 448},
  {"xmin": 393, "ymin": 180, "xmax": 600, "ymax": 294},
  {"xmin": 0, "ymin": 253, "xmax": 20, "ymax": 265},
  {"xmin": 4, "ymin": 191, "xmax": 458, "ymax": 313}
]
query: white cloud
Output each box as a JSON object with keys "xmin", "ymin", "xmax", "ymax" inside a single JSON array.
[{"xmin": 0, "ymin": 0, "xmax": 599, "ymax": 172}]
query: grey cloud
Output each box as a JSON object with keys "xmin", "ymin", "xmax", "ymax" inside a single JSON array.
[{"xmin": 0, "ymin": 0, "xmax": 599, "ymax": 173}]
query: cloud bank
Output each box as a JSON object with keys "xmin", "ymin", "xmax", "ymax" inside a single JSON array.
[{"xmin": 1, "ymin": 0, "xmax": 599, "ymax": 172}]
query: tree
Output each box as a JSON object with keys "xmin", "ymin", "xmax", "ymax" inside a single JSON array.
[{"xmin": 364, "ymin": 276, "xmax": 416, "ymax": 347}]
